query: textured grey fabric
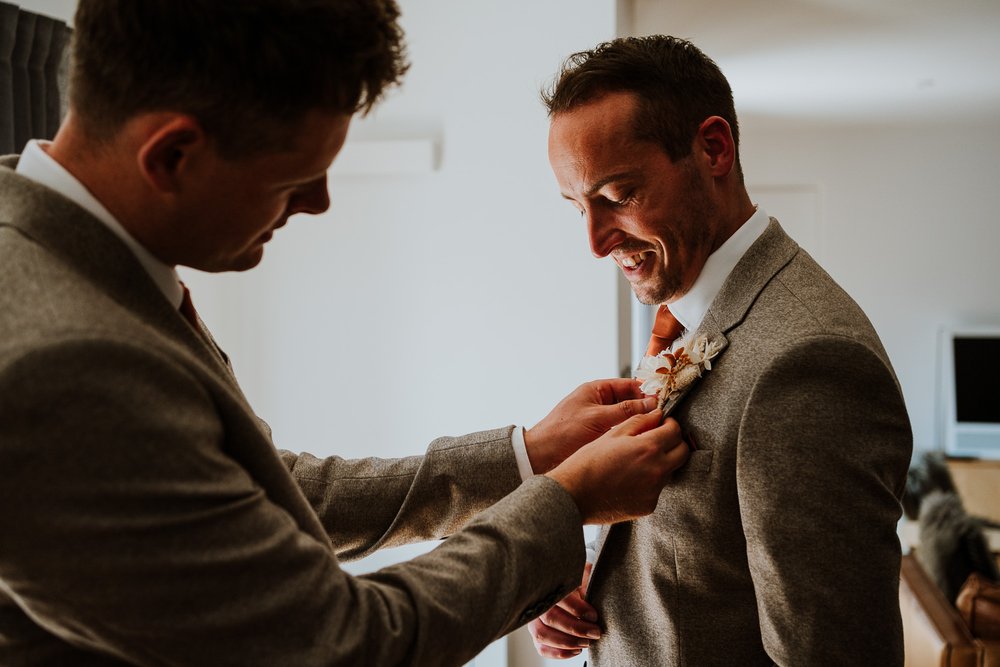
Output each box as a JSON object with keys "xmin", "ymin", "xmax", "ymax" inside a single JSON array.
[
  {"xmin": 0, "ymin": 3, "xmax": 19, "ymax": 154},
  {"xmin": 0, "ymin": 157, "xmax": 586, "ymax": 666},
  {"xmin": 586, "ymin": 220, "xmax": 913, "ymax": 666}
]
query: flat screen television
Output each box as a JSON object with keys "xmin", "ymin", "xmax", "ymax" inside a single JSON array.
[{"xmin": 939, "ymin": 327, "xmax": 1000, "ymax": 458}]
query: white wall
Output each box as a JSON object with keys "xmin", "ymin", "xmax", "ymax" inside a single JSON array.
[{"xmin": 741, "ymin": 115, "xmax": 1000, "ymax": 453}]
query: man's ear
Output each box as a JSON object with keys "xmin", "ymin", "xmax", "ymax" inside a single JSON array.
[
  {"xmin": 135, "ymin": 115, "xmax": 207, "ymax": 195},
  {"xmin": 694, "ymin": 116, "xmax": 736, "ymax": 178}
]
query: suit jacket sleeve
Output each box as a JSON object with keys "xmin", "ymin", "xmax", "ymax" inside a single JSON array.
[
  {"xmin": 279, "ymin": 426, "xmax": 523, "ymax": 561},
  {"xmin": 736, "ymin": 336, "xmax": 911, "ymax": 666},
  {"xmin": 0, "ymin": 337, "xmax": 585, "ymax": 666}
]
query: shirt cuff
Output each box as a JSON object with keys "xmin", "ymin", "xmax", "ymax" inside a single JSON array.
[{"xmin": 511, "ymin": 426, "xmax": 535, "ymax": 481}]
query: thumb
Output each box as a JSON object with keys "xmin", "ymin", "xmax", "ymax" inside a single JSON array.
[
  {"xmin": 617, "ymin": 395, "xmax": 658, "ymax": 419},
  {"xmin": 614, "ymin": 409, "xmax": 663, "ymax": 436}
]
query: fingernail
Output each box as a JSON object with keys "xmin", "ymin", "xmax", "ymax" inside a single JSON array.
[{"xmin": 577, "ymin": 640, "xmax": 592, "ymax": 648}]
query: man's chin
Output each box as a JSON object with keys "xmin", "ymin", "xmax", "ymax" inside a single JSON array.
[
  {"xmin": 630, "ymin": 278, "xmax": 677, "ymax": 306},
  {"xmin": 191, "ymin": 248, "xmax": 265, "ymax": 273},
  {"xmin": 229, "ymin": 249, "xmax": 265, "ymax": 272},
  {"xmin": 630, "ymin": 282, "xmax": 665, "ymax": 306},
  {"xmin": 633, "ymin": 291, "xmax": 658, "ymax": 306}
]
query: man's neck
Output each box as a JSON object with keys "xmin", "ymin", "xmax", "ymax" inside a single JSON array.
[
  {"xmin": 709, "ymin": 186, "xmax": 757, "ymax": 255},
  {"xmin": 48, "ymin": 113, "xmax": 170, "ymax": 267},
  {"xmin": 35, "ymin": 122, "xmax": 184, "ymax": 307}
]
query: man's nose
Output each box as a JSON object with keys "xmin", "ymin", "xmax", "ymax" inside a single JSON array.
[
  {"xmin": 586, "ymin": 208, "xmax": 624, "ymax": 258},
  {"xmin": 290, "ymin": 176, "xmax": 331, "ymax": 216}
]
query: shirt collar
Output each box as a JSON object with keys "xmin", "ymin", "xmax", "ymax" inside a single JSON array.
[
  {"xmin": 668, "ymin": 205, "xmax": 770, "ymax": 333},
  {"xmin": 15, "ymin": 140, "xmax": 185, "ymax": 309}
]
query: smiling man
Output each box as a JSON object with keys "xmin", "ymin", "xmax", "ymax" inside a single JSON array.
[
  {"xmin": 0, "ymin": 4, "xmax": 694, "ymax": 665},
  {"xmin": 551, "ymin": 87, "xmax": 745, "ymax": 306},
  {"xmin": 528, "ymin": 36, "xmax": 914, "ymax": 666}
]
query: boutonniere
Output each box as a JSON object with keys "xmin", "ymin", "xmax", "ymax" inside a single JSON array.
[{"xmin": 635, "ymin": 335, "xmax": 725, "ymax": 411}]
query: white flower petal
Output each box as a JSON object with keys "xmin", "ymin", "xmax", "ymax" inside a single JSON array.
[{"xmin": 639, "ymin": 378, "xmax": 665, "ymax": 395}]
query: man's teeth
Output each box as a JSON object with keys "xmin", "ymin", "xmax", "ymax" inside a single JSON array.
[{"xmin": 621, "ymin": 254, "xmax": 643, "ymax": 269}]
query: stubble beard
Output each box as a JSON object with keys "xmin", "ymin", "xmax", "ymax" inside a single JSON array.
[
  {"xmin": 631, "ymin": 267, "xmax": 683, "ymax": 305},
  {"xmin": 631, "ymin": 171, "xmax": 716, "ymax": 306}
]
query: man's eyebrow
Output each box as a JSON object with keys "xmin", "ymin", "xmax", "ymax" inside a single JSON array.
[{"xmin": 562, "ymin": 171, "xmax": 640, "ymax": 201}]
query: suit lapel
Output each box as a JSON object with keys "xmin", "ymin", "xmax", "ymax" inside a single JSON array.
[{"xmin": 701, "ymin": 218, "xmax": 799, "ymax": 334}]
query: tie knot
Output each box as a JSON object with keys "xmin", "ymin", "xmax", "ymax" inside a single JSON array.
[{"xmin": 646, "ymin": 305, "xmax": 684, "ymax": 357}]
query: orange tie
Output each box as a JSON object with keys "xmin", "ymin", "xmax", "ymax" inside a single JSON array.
[
  {"xmin": 646, "ymin": 304, "xmax": 684, "ymax": 356},
  {"xmin": 179, "ymin": 285, "xmax": 200, "ymax": 329}
]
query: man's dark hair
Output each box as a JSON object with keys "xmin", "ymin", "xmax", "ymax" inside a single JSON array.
[
  {"xmin": 542, "ymin": 35, "xmax": 741, "ymax": 177},
  {"xmin": 70, "ymin": 0, "xmax": 409, "ymax": 157}
]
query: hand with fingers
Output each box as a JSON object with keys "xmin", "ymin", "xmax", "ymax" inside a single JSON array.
[
  {"xmin": 524, "ymin": 378, "xmax": 659, "ymax": 474},
  {"xmin": 528, "ymin": 563, "xmax": 599, "ymax": 660},
  {"xmin": 546, "ymin": 410, "xmax": 689, "ymax": 525}
]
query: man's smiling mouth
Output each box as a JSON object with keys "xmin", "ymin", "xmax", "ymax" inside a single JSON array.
[
  {"xmin": 621, "ymin": 254, "xmax": 642, "ymax": 268},
  {"xmin": 619, "ymin": 252, "xmax": 650, "ymax": 270}
]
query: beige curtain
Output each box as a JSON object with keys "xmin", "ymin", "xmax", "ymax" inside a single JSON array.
[{"xmin": 1, "ymin": 2, "xmax": 71, "ymax": 155}]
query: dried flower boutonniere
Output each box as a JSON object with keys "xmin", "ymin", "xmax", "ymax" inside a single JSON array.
[{"xmin": 635, "ymin": 335, "xmax": 725, "ymax": 412}]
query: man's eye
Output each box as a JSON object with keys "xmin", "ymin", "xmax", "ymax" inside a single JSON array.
[{"xmin": 610, "ymin": 191, "xmax": 633, "ymax": 206}]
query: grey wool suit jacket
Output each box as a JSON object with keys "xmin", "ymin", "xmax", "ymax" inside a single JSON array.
[
  {"xmin": 0, "ymin": 157, "xmax": 585, "ymax": 666},
  {"xmin": 587, "ymin": 220, "xmax": 913, "ymax": 666}
]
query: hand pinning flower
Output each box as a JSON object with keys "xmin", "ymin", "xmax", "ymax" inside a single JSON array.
[{"xmin": 634, "ymin": 335, "xmax": 725, "ymax": 411}]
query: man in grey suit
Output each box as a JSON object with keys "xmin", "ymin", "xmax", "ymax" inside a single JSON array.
[
  {"xmin": 0, "ymin": 3, "xmax": 693, "ymax": 665},
  {"xmin": 529, "ymin": 36, "xmax": 913, "ymax": 665}
]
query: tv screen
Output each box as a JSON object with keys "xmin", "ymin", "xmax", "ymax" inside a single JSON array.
[
  {"xmin": 942, "ymin": 329, "xmax": 1000, "ymax": 459},
  {"xmin": 954, "ymin": 336, "xmax": 1000, "ymax": 424}
]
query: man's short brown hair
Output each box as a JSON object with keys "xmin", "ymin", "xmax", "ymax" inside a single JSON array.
[
  {"xmin": 70, "ymin": 0, "xmax": 409, "ymax": 157},
  {"xmin": 542, "ymin": 36, "xmax": 741, "ymax": 178}
]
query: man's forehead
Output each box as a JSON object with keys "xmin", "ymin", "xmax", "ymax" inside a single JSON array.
[
  {"xmin": 549, "ymin": 99, "xmax": 647, "ymax": 169},
  {"xmin": 550, "ymin": 95, "xmax": 637, "ymax": 137},
  {"xmin": 549, "ymin": 126, "xmax": 648, "ymax": 196}
]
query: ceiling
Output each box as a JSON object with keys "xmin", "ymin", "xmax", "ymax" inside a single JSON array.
[{"xmin": 631, "ymin": 0, "xmax": 1000, "ymax": 123}]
